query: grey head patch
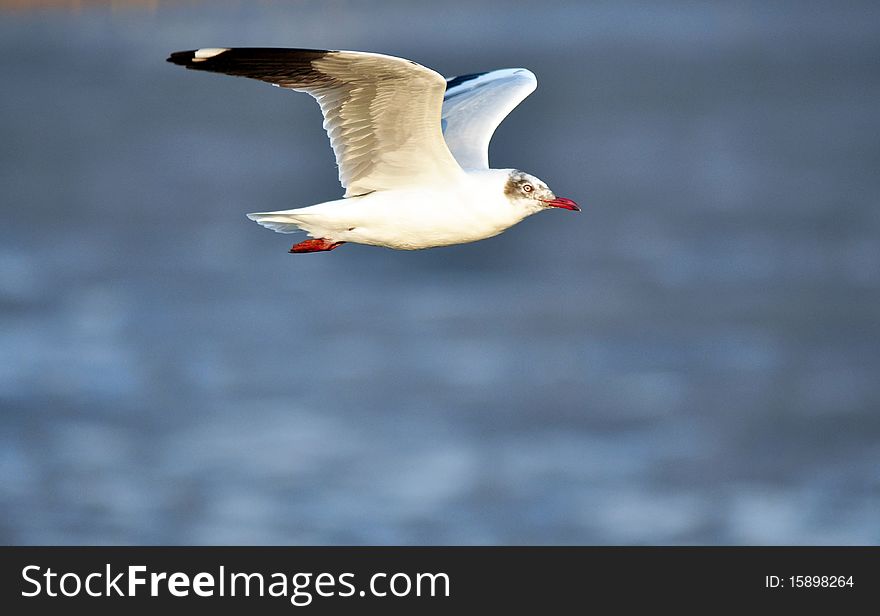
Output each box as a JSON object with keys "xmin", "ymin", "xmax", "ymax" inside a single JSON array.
[
  {"xmin": 504, "ymin": 170, "xmax": 534, "ymax": 199},
  {"xmin": 503, "ymin": 170, "xmax": 555, "ymax": 206}
]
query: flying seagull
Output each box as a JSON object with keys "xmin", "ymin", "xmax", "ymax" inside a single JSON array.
[{"xmin": 167, "ymin": 48, "xmax": 579, "ymax": 253}]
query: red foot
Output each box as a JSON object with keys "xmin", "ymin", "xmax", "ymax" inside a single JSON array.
[{"xmin": 289, "ymin": 238, "xmax": 346, "ymax": 253}]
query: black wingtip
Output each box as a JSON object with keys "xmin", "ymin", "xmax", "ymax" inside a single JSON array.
[
  {"xmin": 167, "ymin": 50, "xmax": 197, "ymax": 66},
  {"xmin": 165, "ymin": 48, "xmax": 336, "ymax": 76},
  {"xmin": 445, "ymin": 71, "xmax": 488, "ymax": 90}
]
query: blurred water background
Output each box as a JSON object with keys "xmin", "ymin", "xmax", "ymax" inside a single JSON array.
[{"xmin": 1, "ymin": 0, "xmax": 878, "ymax": 544}]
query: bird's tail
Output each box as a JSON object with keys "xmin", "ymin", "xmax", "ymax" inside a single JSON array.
[{"xmin": 246, "ymin": 210, "xmax": 310, "ymax": 234}]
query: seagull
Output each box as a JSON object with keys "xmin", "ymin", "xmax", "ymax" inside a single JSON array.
[{"xmin": 167, "ymin": 48, "xmax": 580, "ymax": 253}]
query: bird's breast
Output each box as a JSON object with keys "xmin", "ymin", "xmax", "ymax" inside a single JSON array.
[{"xmin": 336, "ymin": 188, "xmax": 521, "ymax": 249}]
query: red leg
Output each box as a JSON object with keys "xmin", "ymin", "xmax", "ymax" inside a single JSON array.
[{"xmin": 289, "ymin": 238, "xmax": 346, "ymax": 253}]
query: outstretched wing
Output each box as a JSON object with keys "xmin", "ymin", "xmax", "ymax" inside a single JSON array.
[
  {"xmin": 442, "ymin": 69, "xmax": 538, "ymax": 170},
  {"xmin": 168, "ymin": 48, "xmax": 464, "ymax": 197}
]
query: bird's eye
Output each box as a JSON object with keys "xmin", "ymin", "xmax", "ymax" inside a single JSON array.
[{"xmin": 522, "ymin": 184, "xmax": 533, "ymax": 193}]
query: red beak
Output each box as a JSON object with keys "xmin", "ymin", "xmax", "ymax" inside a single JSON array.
[{"xmin": 541, "ymin": 197, "xmax": 580, "ymax": 212}]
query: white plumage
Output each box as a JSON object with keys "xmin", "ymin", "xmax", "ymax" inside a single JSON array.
[
  {"xmin": 167, "ymin": 47, "xmax": 579, "ymax": 253},
  {"xmin": 441, "ymin": 68, "xmax": 537, "ymax": 170}
]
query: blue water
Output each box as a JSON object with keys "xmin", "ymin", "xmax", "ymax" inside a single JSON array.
[{"xmin": 1, "ymin": 0, "xmax": 878, "ymax": 544}]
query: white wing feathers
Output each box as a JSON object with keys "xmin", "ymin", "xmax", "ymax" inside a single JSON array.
[
  {"xmin": 168, "ymin": 48, "xmax": 464, "ymax": 197},
  {"xmin": 442, "ymin": 69, "xmax": 537, "ymax": 170},
  {"xmin": 168, "ymin": 49, "xmax": 538, "ymax": 191}
]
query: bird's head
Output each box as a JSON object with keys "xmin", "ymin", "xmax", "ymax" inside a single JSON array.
[{"xmin": 504, "ymin": 170, "xmax": 580, "ymax": 215}]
